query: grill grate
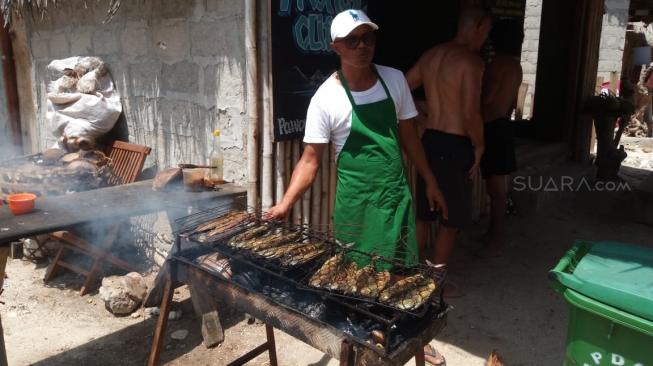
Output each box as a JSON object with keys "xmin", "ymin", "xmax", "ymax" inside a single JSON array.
[{"xmin": 172, "ymin": 204, "xmax": 448, "ymax": 354}]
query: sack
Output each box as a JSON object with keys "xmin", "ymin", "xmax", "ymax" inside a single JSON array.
[{"xmin": 46, "ymin": 56, "xmax": 122, "ymax": 151}]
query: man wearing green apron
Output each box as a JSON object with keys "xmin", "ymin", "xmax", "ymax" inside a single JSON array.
[
  {"xmin": 267, "ymin": 9, "xmax": 449, "ymax": 364},
  {"xmin": 267, "ymin": 9, "xmax": 446, "ymax": 265}
]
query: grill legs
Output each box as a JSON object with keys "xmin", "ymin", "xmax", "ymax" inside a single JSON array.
[{"xmin": 147, "ymin": 272, "xmax": 174, "ymax": 366}]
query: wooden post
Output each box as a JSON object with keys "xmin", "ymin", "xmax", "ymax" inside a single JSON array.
[
  {"xmin": 339, "ymin": 340, "xmax": 355, "ymax": 366},
  {"xmin": 0, "ymin": 247, "xmax": 9, "ymax": 366},
  {"xmin": 265, "ymin": 324, "xmax": 278, "ymax": 366},
  {"xmin": 147, "ymin": 270, "xmax": 175, "ymax": 366},
  {"xmin": 189, "ymin": 285, "xmax": 225, "ymax": 348},
  {"xmin": 0, "ymin": 14, "xmax": 22, "ymax": 151}
]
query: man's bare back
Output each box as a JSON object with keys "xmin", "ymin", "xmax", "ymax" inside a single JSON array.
[
  {"xmin": 482, "ymin": 53, "xmax": 523, "ymax": 123},
  {"xmin": 408, "ymin": 43, "xmax": 484, "ymax": 138}
]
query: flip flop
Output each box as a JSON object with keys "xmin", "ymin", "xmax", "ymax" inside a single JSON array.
[{"xmin": 424, "ymin": 344, "xmax": 446, "ymax": 366}]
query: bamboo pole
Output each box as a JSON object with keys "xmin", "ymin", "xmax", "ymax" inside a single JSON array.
[
  {"xmin": 275, "ymin": 141, "xmax": 286, "ymax": 205},
  {"xmin": 328, "ymin": 145, "xmax": 336, "ymax": 230},
  {"xmin": 320, "ymin": 147, "xmax": 329, "ymax": 229},
  {"xmin": 259, "ymin": 0, "xmax": 274, "ymax": 211},
  {"xmin": 284, "ymin": 141, "xmax": 292, "ymax": 223},
  {"xmin": 244, "ymin": 0, "xmax": 259, "ymax": 210},
  {"xmin": 302, "ymin": 186, "xmax": 311, "ymax": 226},
  {"xmin": 292, "ymin": 140, "xmax": 302, "ymax": 225},
  {"xmin": 310, "ymin": 158, "xmax": 322, "ymax": 230}
]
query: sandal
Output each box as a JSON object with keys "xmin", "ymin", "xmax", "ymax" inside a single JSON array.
[{"xmin": 424, "ymin": 344, "xmax": 446, "ymax": 366}]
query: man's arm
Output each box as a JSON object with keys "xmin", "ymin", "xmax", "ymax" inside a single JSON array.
[
  {"xmin": 266, "ymin": 143, "xmax": 326, "ymax": 219},
  {"xmin": 406, "ymin": 58, "xmax": 423, "ymax": 91},
  {"xmin": 462, "ymin": 56, "xmax": 485, "ymax": 179},
  {"xmin": 398, "ymin": 120, "xmax": 448, "ymax": 219}
]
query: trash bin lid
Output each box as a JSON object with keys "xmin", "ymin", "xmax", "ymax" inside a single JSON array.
[{"xmin": 553, "ymin": 241, "xmax": 653, "ymax": 322}]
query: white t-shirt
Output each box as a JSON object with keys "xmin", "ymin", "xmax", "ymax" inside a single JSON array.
[{"xmin": 303, "ymin": 64, "xmax": 418, "ymax": 158}]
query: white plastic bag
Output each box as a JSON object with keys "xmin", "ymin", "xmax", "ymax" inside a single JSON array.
[{"xmin": 46, "ymin": 56, "xmax": 122, "ymax": 151}]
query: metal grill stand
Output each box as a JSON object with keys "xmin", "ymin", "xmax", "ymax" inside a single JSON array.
[{"xmin": 147, "ymin": 255, "xmax": 447, "ymax": 366}]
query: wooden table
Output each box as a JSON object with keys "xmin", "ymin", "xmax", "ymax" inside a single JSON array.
[
  {"xmin": 148, "ymin": 257, "xmax": 448, "ymax": 366},
  {"xmin": 0, "ymin": 180, "xmax": 246, "ymax": 366},
  {"xmin": 0, "ymin": 180, "xmax": 246, "ymax": 244}
]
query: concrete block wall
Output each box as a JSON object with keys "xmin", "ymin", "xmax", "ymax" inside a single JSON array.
[
  {"xmin": 597, "ymin": 0, "xmax": 629, "ymax": 83},
  {"xmin": 520, "ymin": 0, "xmax": 629, "ymax": 118},
  {"xmin": 20, "ymin": 0, "xmax": 248, "ymax": 264},
  {"xmin": 519, "ymin": 0, "xmax": 542, "ymax": 119},
  {"xmin": 23, "ymin": 0, "xmax": 248, "ymax": 185}
]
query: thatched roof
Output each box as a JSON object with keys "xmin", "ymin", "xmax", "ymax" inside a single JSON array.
[{"xmin": 1, "ymin": 0, "xmax": 122, "ymax": 25}]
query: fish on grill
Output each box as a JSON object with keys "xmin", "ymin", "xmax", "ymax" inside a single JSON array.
[
  {"xmin": 385, "ymin": 277, "xmax": 436, "ymax": 310},
  {"xmin": 309, "ymin": 253, "xmax": 346, "ymax": 288},
  {"xmin": 194, "ymin": 211, "xmax": 246, "ymax": 233},
  {"xmin": 325, "ymin": 261, "xmax": 358, "ymax": 291},
  {"xmin": 197, "ymin": 211, "xmax": 253, "ymax": 242},
  {"xmin": 245, "ymin": 231, "xmax": 302, "ymax": 252},
  {"xmin": 256, "ymin": 242, "xmax": 307, "ymax": 259},
  {"xmin": 378, "ymin": 274, "xmax": 429, "ymax": 302},
  {"xmin": 344, "ymin": 264, "xmax": 375, "ymax": 295},
  {"xmin": 280, "ymin": 243, "xmax": 328, "ymax": 266},
  {"xmin": 257, "ymin": 241, "xmax": 323, "ymax": 259},
  {"xmin": 358, "ymin": 270, "xmax": 390, "ymax": 299},
  {"xmin": 228, "ymin": 224, "xmax": 270, "ymax": 247}
]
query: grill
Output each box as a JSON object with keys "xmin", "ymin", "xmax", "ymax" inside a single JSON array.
[{"xmin": 171, "ymin": 204, "xmax": 448, "ymax": 355}]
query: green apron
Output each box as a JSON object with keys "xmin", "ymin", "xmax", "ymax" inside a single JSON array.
[{"xmin": 333, "ymin": 69, "xmax": 418, "ymax": 269}]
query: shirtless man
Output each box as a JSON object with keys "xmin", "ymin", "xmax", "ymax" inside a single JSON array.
[
  {"xmin": 478, "ymin": 19, "xmax": 523, "ymax": 257},
  {"xmin": 406, "ymin": 7, "xmax": 490, "ymax": 283}
]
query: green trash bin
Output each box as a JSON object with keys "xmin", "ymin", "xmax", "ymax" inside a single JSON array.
[{"xmin": 549, "ymin": 240, "xmax": 653, "ymax": 366}]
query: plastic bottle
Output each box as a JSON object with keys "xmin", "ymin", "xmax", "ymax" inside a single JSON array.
[{"xmin": 208, "ymin": 129, "xmax": 224, "ymax": 182}]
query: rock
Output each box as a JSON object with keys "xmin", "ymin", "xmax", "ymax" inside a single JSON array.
[
  {"xmin": 21, "ymin": 238, "xmax": 45, "ymax": 260},
  {"xmin": 147, "ymin": 307, "xmax": 160, "ymax": 316},
  {"xmin": 168, "ymin": 310, "xmax": 183, "ymax": 321},
  {"xmin": 99, "ymin": 272, "xmax": 148, "ymax": 315},
  {"xmin": 131, "ymin": 311, "xmax": 141, "ymax": 318},
  {"xmin": 170, "ymin": 329, "xmax": 188, "ymax": 340}
]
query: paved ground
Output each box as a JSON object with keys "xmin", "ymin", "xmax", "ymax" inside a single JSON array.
[{"xmin": 1, "ymin": 148, "xmax": 651, "ymax": 366}]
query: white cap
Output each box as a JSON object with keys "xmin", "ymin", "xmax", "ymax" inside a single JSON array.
[{"xmin": 330, "ymin": 9, "xmax": 379, "ymax": 41}]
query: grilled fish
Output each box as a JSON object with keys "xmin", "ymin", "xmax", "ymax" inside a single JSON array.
[
  {"xmin": 228, "ymin": 224, "xmax": 270, "ymax": 247},
  {"xmin": 205, "ymin": 212, "xmax": 253, "ymax": 237},
  {"xmin": 309, "ymin": 254, "xmax": 345, "ymax": 288},
  {"xmin": 378, "ymin": 274, "xmax": 429, "ymax": 302},
  {"xmin": 359, "ymin": 270, "xmax": 390, "ymax": 298},
  {"xmin": 198, "ymin": 211, "xmax": 253, "ymax": 242},
  {"xmin": 386, "ymin": 278, "xmax": 436, "ymax": 310},
  {"xmin": 247, "ymin": 232, "xmax": 302, "ymax": 252},
  {"xmin": 325, "ymin": 261, "xmax": 358, "ymax": 291},
  {"xmin": 344, "ymin": 264, "xmax": 375, "ymax": 295},
  {"xmin": 239, "ymin": 232, "xmax": 284, "ymax": 250},
  {"xmin": 257, "ymin": 242, "xmax": 306, "ymax": 259},
  {"xmin": 195, "ymin": 211, "xmax": 246, "ymax": 233},
  {"xmin": 281, "ymin": 244, "xmax": 328, "ymax": 266}
]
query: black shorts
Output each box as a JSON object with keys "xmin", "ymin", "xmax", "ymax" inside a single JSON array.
[
  {"xmin": 416, "ymin": 129, "xmax": 474, "ymax": 228},
  {"xmin": 481, "ymin": 118, "xmax": 516, "ymax": 178}
]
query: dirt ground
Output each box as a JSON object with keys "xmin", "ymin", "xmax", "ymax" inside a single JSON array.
[{"xmin": 2, "ymin": 140, "xmax": 651, "ymax": 366}]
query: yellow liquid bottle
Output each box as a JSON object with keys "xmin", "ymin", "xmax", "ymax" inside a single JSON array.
[{"xmin": 208, "ymin": 129, "xmax": 223, "ymax": 182}]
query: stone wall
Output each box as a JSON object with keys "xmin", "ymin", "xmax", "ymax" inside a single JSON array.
[
  {"xmin": 519, "ymin": 0, "xmax": 542, "ymax": 119},
  {"xmin": 597, "ymin": 0, "xmax": 630, "ymax": 83},
  {"xmin": 20, "ymin": 0, "xmax": 248, "ymax": 185},
  {"xmin": 16, "ymin": 0, "xmax": 249, "ymax": 265},
  {"xmin": 520, "ymin": 0, "xmax": 630, "ymax": 118}
]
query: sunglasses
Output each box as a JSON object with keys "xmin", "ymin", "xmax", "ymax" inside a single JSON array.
[{"xmin": 336, "ymin": 32, "xmax": 376, "ymax": 49}]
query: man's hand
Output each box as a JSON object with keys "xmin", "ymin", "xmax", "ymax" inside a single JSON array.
[
  {"xmin": 468, "ymin": 159, "xmax": 481, "ymax": 180},
  {"xmin": 264, "ymin": 202, "xmax": 291, "ymax": 221},
  {"xmin": 468, "ymin": 147, "xmax": 484, "ymax": 179},
  {"xmin": 425, "ymin": 180, "xmax": 448, "ymax": 220}
]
